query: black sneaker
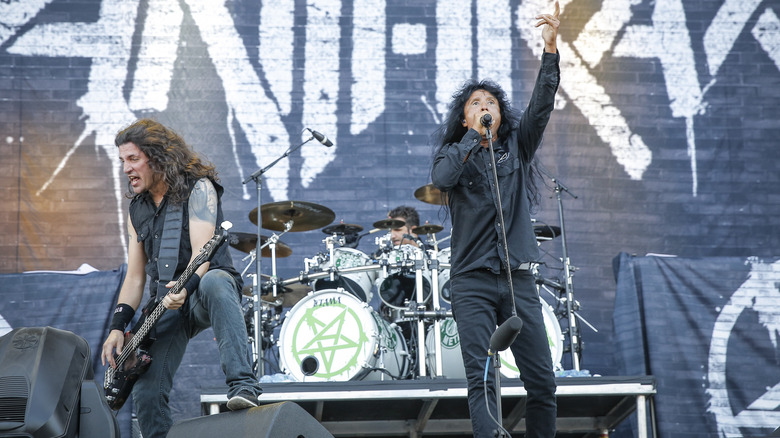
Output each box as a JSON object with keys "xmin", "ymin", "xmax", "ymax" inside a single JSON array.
[{"xmin": 226, "ymin": 390, "xmax": 259, "ymax": 411}]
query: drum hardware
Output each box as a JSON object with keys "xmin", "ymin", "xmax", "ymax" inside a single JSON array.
[
  {"xmin": 243, "ymin": 130, "xmax": 334, "ymax": 377},
  {"xmin": 538, "ymin": 165, "xmax": 590, "ymax": 371},
  {"xmin": 322, "ymin": 222, "xmax": 363, "ymax": 248},
  {"xmin": 535, "ymin": 274, "xmax": 599, "ymax": 335},
  {"xmin": 414, "ymin": 183, "xmax": 449, "ymax": 205}
]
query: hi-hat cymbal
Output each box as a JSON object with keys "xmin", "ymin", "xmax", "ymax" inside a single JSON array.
[
  {"xmin": 373, "ymin": 218, "xmax": 405, "ymax": 230},
  {"xmin": 249, "ymin": 200, "xmax": 335, "ymax": 232},
  {"xmin": 412, "ymin": 224, "xmax": 444, "ymax": 235},
  {"xmin": 242, "ymin": 275, "xmax": 312, "ymax": 307},
  {"xmin": 322, "ymin": 223, "xmax": 364, "ymax": 235},
  {"xmin": 414, "ymin": 183, "xmax": 448, "ymax": 205},
  {"xmin": 533, "ymin": 224, "xmax": 561, "ymax": 240},
  {"xmin": 228, "ymin": 232, "xmax": 292, "ymax": 258}
]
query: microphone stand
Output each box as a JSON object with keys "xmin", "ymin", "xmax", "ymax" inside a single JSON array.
[
  {"xmin": 243, "ymin": 131, "xmax": 317, "ymax": 377},
  {"xmin": 539, "ymin": 166, "xmax": 581, "ymax": 371},
  {"xmin": 484, "ymin": 121, "xmax": 517, "ymax": 437}
]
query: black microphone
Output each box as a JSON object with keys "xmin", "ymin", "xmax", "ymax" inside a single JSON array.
[
  {"xmin": 489, "ymin": 316, "xmax": 523, "ymax": 353},
  {"xmin": 309, "ymin": 129, "xmax": 333, "ymax": 147},
  {"xmin": 480, "ymin": 113, "xmax": 492, "ymax": 127}
]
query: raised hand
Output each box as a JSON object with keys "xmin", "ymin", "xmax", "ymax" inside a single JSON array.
[{"xmin": 535, "ymin": 0, "xmax": 560, "ymax": 53}]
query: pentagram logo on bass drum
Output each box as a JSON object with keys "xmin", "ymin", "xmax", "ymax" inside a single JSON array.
[{"xmin": 707, "ymin": 258, "xmax": 780, "ymax": 436}]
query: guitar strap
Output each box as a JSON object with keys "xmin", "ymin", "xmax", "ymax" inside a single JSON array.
[
  {"xmin": 140, "ymin": 200, "xmax": 185, "ymax": 343},
  {"xmin": 157, "ymin": 201, "xmax": 184, "ymax": 300}
]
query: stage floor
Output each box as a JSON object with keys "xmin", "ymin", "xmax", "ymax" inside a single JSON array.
[{"xmin": 201, "ymin": 376, "xmax": 656, "ymax": 437}]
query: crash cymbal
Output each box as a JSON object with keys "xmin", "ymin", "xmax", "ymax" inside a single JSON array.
[
  {"xmin": 533, "ymin": 224, "xmax": 561, "ymax": 240},
  {"xmin": 250, "ymin": 200, "xmax": 335, "ymax": 232},
  {"xmin": 228, "ymin": 232, "xmax": 292, "ymax": 257},
  {"xmin": 373, "ymin": 218, "xmax": 406, "ymax": 230},
  {"xmin": 322, "ymin": 223, "xmax": 364, "ymax": 235},
  {"xmin": 414, "ymin": 183, "xmax": 448, "ymax": 205},
  {"xmin": 412, "ymin": 224, "xmax": 444, "ymax": 235}
]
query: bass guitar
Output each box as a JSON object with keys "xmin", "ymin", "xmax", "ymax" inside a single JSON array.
[{"xmin": 103, "ymin": 221, "xmax": 232, "ymax": 410}]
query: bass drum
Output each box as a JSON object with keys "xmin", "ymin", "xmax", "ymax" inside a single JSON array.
[
  {"xmin": 311, "ymin": 248, "xmax": 377, "ymax": 303},
  {"xmin": 375, "ymin": 244, "xmax": 431, "ymax": 309},
  {"xmin": 279, "ymin": 289, "xmax": 409, "ymax": 382},
  {"xmin": 425, "ymin": 299, "xmax": 563, "ymax": 378},
  {"xmin": 500, "ymin": 299, "xmax": 564, "ymax": 377}
]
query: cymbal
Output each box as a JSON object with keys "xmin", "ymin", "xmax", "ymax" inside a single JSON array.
[
  {"xmin": 414, "ymin": 183, "xmax": 448, "ymax": 205},
  {"xmin": 412, "ymin": 224, "xmax": 444, "ymax": 235},
  {"xmin": 322, "ymin": 223, "xmax": 364, "ymax": 235},
  {"xmin": 533, "ymin": 224, "xmax": 561, "ymax": 240},
  {"xmin": 373, "ymin": 218, "xmax": 405, "ymax": 230},
  {"xmin": 242, "ymin": 275, "xmax": 312, "ymax": 307},
  {"xmin": 250, "ymin": 200, "xmax": 335, "ymax": 232},
  {"xmin": 228, "ymin": 232, "xmax": 292, "ymax": 258}
]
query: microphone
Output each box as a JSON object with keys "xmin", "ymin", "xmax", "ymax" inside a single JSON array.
[
  {"xmin": 489, "ymin": 316, "xmax": 523, "ymax": 353},
  {"xmin": 480, "ymin": 113, "xmax": 493, "ymax": 127},
  {"xmin": 308, "ymin": 129, "xmax": 333, "ymax": 147},
  {"xmin": 403, "ymin": 233, "xmax": 425, "ymax": 247}
]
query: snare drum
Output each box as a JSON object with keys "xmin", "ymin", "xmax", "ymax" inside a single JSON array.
[
  {"xmin": 278, "ymin": 289, "xmax": 409, "ymax": 382},
  {"xmin": 375, "ymin": 244, "xmax": 431, "ymax": 309},
  {"xmin": 311, "ymin": 248, "xmax": 377, "ymax": 303},
  {"xmin": 424, "ymin": 299, "xmax": 563, "ymax": 378}
]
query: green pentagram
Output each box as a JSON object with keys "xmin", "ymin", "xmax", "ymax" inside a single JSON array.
[{"xmin": 291, "ymin": 300, "xmax": 369, "ymax": 379}]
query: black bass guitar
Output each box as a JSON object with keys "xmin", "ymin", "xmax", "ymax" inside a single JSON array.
[{"xmin": 103, "ymin": 221, "xmax": 232, "ymax": 410}]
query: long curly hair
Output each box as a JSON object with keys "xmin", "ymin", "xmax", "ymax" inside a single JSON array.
[
  {"xmin": 431, "ymin": 79, "xmax": 541, "ymax": 208},
  {"xmin": 115, "ymin": 118, "xmax": 218, "ymax": 204}
]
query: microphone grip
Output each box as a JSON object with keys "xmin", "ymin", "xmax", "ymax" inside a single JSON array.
[{"xmin": 489, "ymin": 316, "xmax": 523, "ymax": 352}]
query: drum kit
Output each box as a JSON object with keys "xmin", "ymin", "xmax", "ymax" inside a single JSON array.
[{"xmin": 230, "ymin": 183, "xmax": 576, "ymax": 382}]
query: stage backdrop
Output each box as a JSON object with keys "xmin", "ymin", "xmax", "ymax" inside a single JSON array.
[
  {"xmin": 614, "ymin": 254, "xmax": 780, "ymax": 437},
  {"xmin": 1, "ymin": 0, "xmax": 778, "ymax": 434}
]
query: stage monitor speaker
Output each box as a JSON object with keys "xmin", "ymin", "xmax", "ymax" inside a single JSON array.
[
  {"xmin": 167, "ymin": 401, "xmax": 334, "ymax": 438},
  {"xmin": 0, "ymin": 326, "xmax": 119, "ymax": 438}
]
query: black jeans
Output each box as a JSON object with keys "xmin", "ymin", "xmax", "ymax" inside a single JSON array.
[{"xmin": 450, "ymin": 268, "xmax": 557, "ymax": 437}]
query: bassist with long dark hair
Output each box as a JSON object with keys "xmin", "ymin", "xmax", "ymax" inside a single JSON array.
[{"xmin": 101, "ymin": 119, "xmax": 262, "ymax": 438}]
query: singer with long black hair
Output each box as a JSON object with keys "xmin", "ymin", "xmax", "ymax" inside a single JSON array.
[{"xmin": 430, "ymin": 2, "xmax": 561, "ymax": 436}]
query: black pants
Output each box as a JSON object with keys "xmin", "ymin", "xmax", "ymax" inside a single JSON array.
[{"xmin": 450, "ymin": 268, "xmax": 557, "ymax": 437}]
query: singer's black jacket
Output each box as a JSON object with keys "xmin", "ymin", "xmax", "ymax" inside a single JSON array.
[{"xmin": 431, "ymin": 52, "xmax": 560, "ymax": 277}]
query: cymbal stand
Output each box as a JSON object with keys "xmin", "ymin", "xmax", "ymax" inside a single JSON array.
[
  {"xmin": 243, "ymin": 128, "xmax": 317, "ymax": 377},
  {"xmin": 546, "ymin": 171, "xmax": 583, "ymax": 371},
  {"xmin": 241, "ymin": 222, "xmax": 292, "ymax": 373},
  {"xmin": 535, "ymin": 275, "xmax": 599, "ymax": 334},
  {"xmin": 422, "ymin": 232, "xmax": 444, "ymax": 377},
  {"xmin": 413, "ymin": 247, "xmax": 429, "ymax": 377}
]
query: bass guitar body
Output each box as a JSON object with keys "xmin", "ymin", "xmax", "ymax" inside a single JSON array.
[{"xmin": 104, "ymin": 333, "xmax": 153, "ymax": 410}]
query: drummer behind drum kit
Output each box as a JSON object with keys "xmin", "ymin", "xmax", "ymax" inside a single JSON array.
[{"xmin": 230, "ymin": 184, "xmax": 580, "ymax": 383}]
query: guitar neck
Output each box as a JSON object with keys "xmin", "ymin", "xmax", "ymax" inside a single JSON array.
[{"xmin": 120, "ymin": 228, "xmax": 225, "ymax": 357}]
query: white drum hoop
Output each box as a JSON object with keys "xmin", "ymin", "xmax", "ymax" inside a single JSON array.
[
  {"xmin": 435, "ymin": 248, "xmax": 452, "ymax": 304},
  {"xmin": 278, "ymin": 289, "xmax": 409, "ymax": 382},
  {"xmin": 310, "ymin": 248, "xmax": 377, "ymax": 303}
]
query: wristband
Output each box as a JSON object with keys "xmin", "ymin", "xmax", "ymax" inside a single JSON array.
[
  {"xmin": 109, "ymin": 303, "xmax": 135, "ymax": 332},
  {"xmin": 184, "ymin": 273, "xmax": 201, "ymax": 294}
]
